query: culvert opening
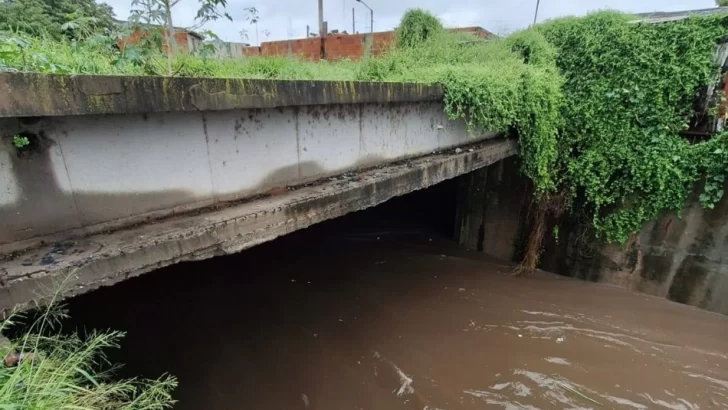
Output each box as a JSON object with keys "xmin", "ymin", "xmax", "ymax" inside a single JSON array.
[
  {"xmin": 43, "ymin": 170, "xmax": 725, "ymax": 410},
  {"xmin": 61, "ymin": 177, "xmax": 462, "ymax": 407}
]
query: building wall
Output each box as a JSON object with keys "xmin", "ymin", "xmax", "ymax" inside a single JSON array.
[
  {"xmin": 212, "ymin": 42, "xmax": 254, "ymax": 58},
  {"xmin": 118, "ymin": 26, "xmax": 491, "ymax": 61},
  {"xmin": 251, "ymin": 27, "xmax": 490, "ymax": 61},
  {"xmin": 118, "ymin": 27, "xmax": 201, "ymax": 55}
]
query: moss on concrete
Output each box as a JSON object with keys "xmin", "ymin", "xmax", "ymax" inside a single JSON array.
[{"xmin": 0, "ymin": 73, "xmax": 444, "ymax": 118}]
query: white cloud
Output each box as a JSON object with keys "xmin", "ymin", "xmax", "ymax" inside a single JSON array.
[{"xmin": 104, "ymin": 0, "xmax": 719, "ymax": 43}]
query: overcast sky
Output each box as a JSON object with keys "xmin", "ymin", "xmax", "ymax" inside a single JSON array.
[{"xmin": 104, "ymin": 0, "xmax": 718, "ymax": 43}]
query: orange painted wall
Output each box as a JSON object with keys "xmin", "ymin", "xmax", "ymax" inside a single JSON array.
[
  {"xmin": 118, "ymin": 27, "xmax": 199, "ymax": 55},
  {"xmin": 252, "ymin": 27, "xmax": 491, "ymax": 61},
  {"xmin": 118, "ymin": 26, "xmax": 492, "ymax": 60}
]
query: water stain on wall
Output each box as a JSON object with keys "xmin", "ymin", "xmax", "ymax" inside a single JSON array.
[{"xmin": 546, "ymin": 180, "xmax": 728, "ymax": 314}]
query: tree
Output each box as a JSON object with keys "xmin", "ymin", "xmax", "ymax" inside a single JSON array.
[
  {"xmin": 243, "ymin": 7, "xmax": 259, "ymax": 45},
  {"xmin": 718, "ymin": 0, "xmax": 728, "ymax": 7},
  {"xmin": 0, "ymin": 0, "xmax": 115, "ymax": 39},
  {"xmin": 129, "ymin": 0, "xmax": 232, "ymax": 75}
]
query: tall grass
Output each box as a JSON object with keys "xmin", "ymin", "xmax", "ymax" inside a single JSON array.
[
  {"xmin": 0, "ymin": 22, "xmax": 508, "ymax": 83},
  {"xmin": 0, "ymin": 29, "xmax": 361, "ymax": 79},
  {"xmin": 395, "ymin": 9, "xmax": 444, "ymax": 49},
  {"xmin": 171, "ymin": 53, "xmax": 359, "ymax": 80},
  {"xmin": 0, "ymin": 304, "xmax": 176, "ymax": 410}
]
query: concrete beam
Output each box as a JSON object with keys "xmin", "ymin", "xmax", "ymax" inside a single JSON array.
[
  {"xmin": 1, "ymin": 100, "xmax": 490, "ymax": 252},
  {"xmin": 0, "ymin": 139, "xmax": 516, "ymax": 312},
  {"xmin": 0, "ymin": 73, "xmax": 443, "ymax": 117}
]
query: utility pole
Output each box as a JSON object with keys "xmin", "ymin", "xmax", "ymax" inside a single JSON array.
[
  {"xmin": 318, "ymin": 0, "xmax": 324, "ymax": 38},
  {"xmin": 356, "ymin": 0, "xmax": 373, "ymax": 33},
  {"xmin": 352, "ymin": 7, "xmax": 355, "ymax": 33},
  {"xmin": 370, "ymin": 8, "xmax": 373, "ymax": 33},
  {"xmin": 533, "ymin": 0, "xmax": 541, "ymax": 26},
  {"xmin": 318, "ymin": 0, "xmax": 326, "ymax": 60}
]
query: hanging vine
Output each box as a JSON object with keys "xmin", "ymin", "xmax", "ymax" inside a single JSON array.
[{"xmin": 435, "ymin": 11, "xmax": 728, "ymax": 274}]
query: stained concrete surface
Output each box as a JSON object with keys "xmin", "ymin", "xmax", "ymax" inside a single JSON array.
[
  {"xmin": 454, "ymin": 157, "xmax": 528, "ymax": 261},
  {"xmin": 547, "ymin": 180, "xmax": 728, "ymax": 315},
  {"xmin": 0, "ymin": 140, "xmax": 516, "ymax": 312},
  {"xmin": 1, "ymin": 100, "xmax": 494, "ymax": 251},
  {"xmin": 0, "ymin": 73, "xmax": 443, "ymax": 117}
]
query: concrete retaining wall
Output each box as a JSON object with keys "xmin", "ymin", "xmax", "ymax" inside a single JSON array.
[
  {"xmin": 0, "ymin": 73, "xmax": 494, "ymax": 253},
  {"xmin": 454, "ymin": 157, "xmax": 528, "ymax": 261},
  {"xmin": 542, "ymin": 181, "xmax": 728, "ymax": 315}
]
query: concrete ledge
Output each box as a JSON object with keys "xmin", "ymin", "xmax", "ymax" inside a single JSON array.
[
  {"xmin": 0, "ymin": 139, "xmax": 517, "ymax": 312},
  {"xmin": 0, "ymin": 73, "xmax": 443, "ymax": 117}
]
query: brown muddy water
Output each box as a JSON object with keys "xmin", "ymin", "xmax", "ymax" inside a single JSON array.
[{"xmin": 67, "ymin": 183, "xmax": 728, "ymax": 410}]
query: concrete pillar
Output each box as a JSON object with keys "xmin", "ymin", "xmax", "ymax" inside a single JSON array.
[
  {"xmin": 454, "ymin": 158, "xmax": 528, "ymax": 261},
  {"xmin": 454, "ymin": 167, "xmax": 488, "ymax": 251}
]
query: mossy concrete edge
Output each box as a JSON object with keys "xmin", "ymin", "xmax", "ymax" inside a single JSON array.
[{"xmin": 0, "ymin": 73, "xmax": 445, "ymax": 117}]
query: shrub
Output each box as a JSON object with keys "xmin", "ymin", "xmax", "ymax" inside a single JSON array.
[{"xmin": 0, "ymin": 305, "xmax": 177, "ymax": 410}]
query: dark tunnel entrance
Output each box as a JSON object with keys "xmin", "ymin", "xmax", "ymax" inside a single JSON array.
[{"xmin": 64, "ymin": 177, "xmax": 463, "ymax": 409}]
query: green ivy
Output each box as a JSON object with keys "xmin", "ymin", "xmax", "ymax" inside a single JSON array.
[
  {"xmin": 395, "ymin": 9, "xmax": 444, "ymax": 49},
  {"xmin": 433, "ymin": 11, "xmax": 728, "ymax": 244},
  {"xmin": 695, "ymin": 133, "xmax": 728, "ymax": 209},
  {"xmin": 533, "ymin": 12, "xmax": 728, "ymax": 242},
  {"xmin": 437, "ymin": 29, "xmax": 564, "ymax": 198},
  {"xmin": 12, "ymin": 135, "xmax": 30, "ymax": 149},
  {"xmin": 360, "ymin": 10, "xmax": 728, "ymax": 244}
]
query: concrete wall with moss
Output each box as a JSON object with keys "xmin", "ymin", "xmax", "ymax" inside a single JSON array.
[
  {"xmin": 454, "ymin": 157, "xmax": 528, "ymax": 261},
  {"xmin": 540, "ymin": 181, "xmax": 728, "ymax": 314},
  {"xmin": 0, "ymin": 74, "xmax": 495, "ymax": 252}
]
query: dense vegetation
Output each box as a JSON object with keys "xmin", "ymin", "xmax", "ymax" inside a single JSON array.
[
  {"xmin": 538, "ymin": 13, "xmax": 728, "ymax": 242},
  {"xmin": 0, "ymin": 0, "xmax": 115, "ymax": 39},
  {"xmin": 1, "ymin": 8, "xmax": 728, "ymax": 270},
  {"xmin": 1, "ymin": 304, "xmax": 176, "ymax": 409}
]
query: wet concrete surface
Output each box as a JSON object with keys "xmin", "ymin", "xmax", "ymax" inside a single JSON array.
[{"xmin": 66, "ymin": 188, "xmax": 728, "ymax": 410}]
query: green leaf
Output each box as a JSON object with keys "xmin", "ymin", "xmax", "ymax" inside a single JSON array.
[{"xmin": 76, "ymin": 366, "xmax": 100, "ymax": 387}]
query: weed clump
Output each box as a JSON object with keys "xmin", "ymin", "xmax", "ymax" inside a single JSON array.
[
  {"xmin": 395, "ymin": 9, "xmax": 444, "ymax": 49},
  {"xmin": 0, "ymin": 305, "xmax": 177, "ymax": 409}
]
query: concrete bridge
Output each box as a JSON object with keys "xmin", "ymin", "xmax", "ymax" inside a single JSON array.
[{"xmin": 0, "ymin": 73, "xmax": 517, "ymax": 311}]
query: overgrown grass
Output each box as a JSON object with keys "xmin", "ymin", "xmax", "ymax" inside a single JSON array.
[
  {"xmin": 394, "ymin": 9, "xmax": 445, "ymax": 49},
  {"xmin": 0, "ymin": 30, "xmax": 359, "ymax": 79},
  {"xmin": 0, "ymin": 304, "xmax": 176, "ymax": 409}
]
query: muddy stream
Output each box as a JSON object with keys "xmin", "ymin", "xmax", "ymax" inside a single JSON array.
[{"xmin": 67, "ymin": 185, "xmax": 728, "ymax": 410}]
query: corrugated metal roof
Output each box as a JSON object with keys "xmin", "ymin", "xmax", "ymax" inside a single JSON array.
[{"xmin": 632, "ymin": 7, "xmax": 728, "ymax": 23}]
